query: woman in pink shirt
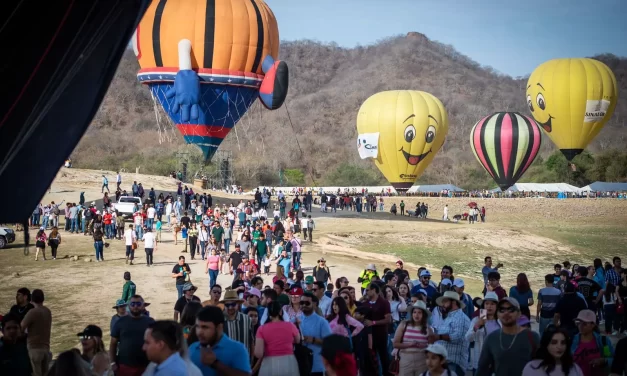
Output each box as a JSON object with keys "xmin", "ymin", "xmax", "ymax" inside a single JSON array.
[
  {"xmin": 328, "ymin": 296, "xmax": 364, "ymax": 338},
  {"xmin": 254, "ymin": 301, "xmax": 300, "ymax": 376},
  {"xmin": 204, "ymin": 248, "xmax": 221, "ymax": 290}
]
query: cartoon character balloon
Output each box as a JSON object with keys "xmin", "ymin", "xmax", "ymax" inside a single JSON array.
[
  {"xmin": 134, "ymin": 0, "xmax": 288, "ymax": 161},
  {"xmin": 470, "ymin": 112, "xmax": 542, "ymax": 191},
  {"xmin": 526, "ymin": 58, "xmax": 617, "ymax": 161},
  {"xmin": 356, "ymin": 90, "xmax": 448, "ymax": 191}
]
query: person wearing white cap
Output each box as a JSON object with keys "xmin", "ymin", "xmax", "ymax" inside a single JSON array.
[
  {"xmin": 477, "ymin": 297, "xmax": 540, "ymax": 376},
  {"xmin": 410, "ymin": 269, "xmax": 437, "ymax": 302},
  {"xmin": 465, "ymin": 292, "xmax": 500, "ymax": 373},
  {"xmin": 429, "ymin": 291, "xmax": 470, "ymax": 376},
  {"xmin": 393, "ymin": 301, "xmax": 432, "ymax": 375},
  {"xmin": 357, "ymin": 264, "xmax": 379, "ymax": 295},
  {"xmin": 452, "ymin": 278, "xmax": 473, "ymax": 319},
  {"xmin": 424, "ymin": 343, "xmax": 458, "ymax": 376}
]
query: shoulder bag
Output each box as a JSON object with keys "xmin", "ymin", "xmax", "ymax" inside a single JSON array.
[
  {"xmin": 389, "ymin": 321, "xmax": 408, "ymax": 375},
  {"xmin": 293, "ymin": 322, "xmax": 313, "ymax": 376}
]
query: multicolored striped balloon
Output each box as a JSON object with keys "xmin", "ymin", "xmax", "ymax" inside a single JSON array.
[{"xmin": 470, "ymin": 112, "xmax": 542, "ymax": 190}]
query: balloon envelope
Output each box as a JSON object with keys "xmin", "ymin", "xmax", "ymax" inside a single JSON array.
[
  {"xmin": 356, "ymin": 90, "xmax": 448, "ymax": 190},
  {"xmin": 526, "ymin": 58, "xmax": 618, "ymax": 161},
  {"xmin": 470, "ymin": 112, "xmax": 542, "ymax": 191},
  {"xmin": 135, "ymin": 0, "xmax": 281, "ymax": 160}
]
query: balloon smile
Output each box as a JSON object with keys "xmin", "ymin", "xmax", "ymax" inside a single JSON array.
[
  {"xmin": 400, "ymin": 148, "xmax": 431, "ymax": 165},
  {"xmin": 539, "ymin": 115, "xmax": 553, "ymax": 133}
]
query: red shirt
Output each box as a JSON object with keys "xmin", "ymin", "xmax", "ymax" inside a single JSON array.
[{"xmin": 103, "ymin": 213, "xmax": 112, "ymax": 225}]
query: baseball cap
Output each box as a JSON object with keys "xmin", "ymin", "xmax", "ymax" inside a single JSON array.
[
  {"xmin": 416, "ymin": 288, "xmax": 428, "ymax": 296},
  {"xmin": 425, "ymin": 344, "xmax": 448, "ymax": 358},
  {"xmin": 77, "ymin": 325, "xmax": 103, "ymax": 338},
  {"xmin": 305, "ymin": 276, "xmax": 314, "ymax": 284},
  {"xmin": 289, "ymin": 287, "xmax": 304, "ymax": 296},
  {"xmin": 440, "ymin": 279, "xmax": 452, "ymax": 286},
  {"xmin": 419, "ymin": 270, "xmax": 432, "ymax": 277},
  {"xmin": 453, "ymin": 278, "xmax": 465, "ymax": 288},
  {"xmin": 574, "ymin": 309, "xmax": 596, "ymax": 324},
  {"xmin": 366, "ymin": 263, "xmax": 376, "ymax": 271},
  {"xmin": 497, "ymin": 297, "xmax": 521, "ymax": 310},
  {"xmin": 248, "ymin": 288, "xmax": 261, "ymax": 299}
]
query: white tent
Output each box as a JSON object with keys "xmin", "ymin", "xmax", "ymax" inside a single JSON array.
[
  {"xmin": 407, "ymin": 184, "xmax": 465, "ymax": 193},
  {"xmin": 581, "ymin": 181, "xmax": 627, "ymax": 192},
  {"xmin": 490, "ymin": 183, "xmax": 582, "ymax": 193}
]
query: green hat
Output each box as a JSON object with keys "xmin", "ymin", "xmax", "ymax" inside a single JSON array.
[
  {"xmin": 112, "ymin": 299, "xmax": 127, "ymax": 309},
  {"xmin": 277, "ymin": 294, "xmax": 290, "ymax": 306},
  {"xmin": 305, "ymin": 276, "xmax": 314, "ymax": 284}
]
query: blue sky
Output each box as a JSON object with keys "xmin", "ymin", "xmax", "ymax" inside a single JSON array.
[{"xmin": 265, "ymin": 0, "xmax": 627, "ymax": 77}]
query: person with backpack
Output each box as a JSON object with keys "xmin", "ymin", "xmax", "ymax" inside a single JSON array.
[
  {"xmin": 313, "ymin": 258, "xmax": 331, "ymax": 283},
  {"xmin": 571, "ymin": 309, "xmax": 614, "ymax": 375},
  {"xmin": 358, "ymin": 264, "xmax": 379, "ymax": 295}
]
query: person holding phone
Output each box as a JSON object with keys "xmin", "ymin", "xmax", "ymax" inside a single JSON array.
[{"xmin": 465, "ymin": 292, "xmax": 500, "ymax": 374}]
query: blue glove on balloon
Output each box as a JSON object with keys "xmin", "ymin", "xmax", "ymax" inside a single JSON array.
[{"xmin": 166, "ymin": 70, "xmax": 200, "ymax": 122}]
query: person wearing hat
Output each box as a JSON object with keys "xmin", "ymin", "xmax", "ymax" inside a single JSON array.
[
  {"xmin": 452, "ymin": 278, "xmax": 474, "ymax": 319},
  {"xmin": 110, "ymin": 299, "xmax": 128, "ymax": 336},
  {"xmin": 411, "ymin": 269, "xmax": 438, "ymax": 302},
  {"xmin": 476, "ymin": 297, "xmax": 540, "ymax": 376},
  {"xmin": 221, "ymin": 290, "xmax": 254, "ymax": 354},
  {"xmin": 77, "ymin": 325, "xmax": 105, "ymax": 364},
  {"xmin": 304, "ymin": 275, "xmax": 315, "ymax": 292},
  {"xmin": 358, "ymin": 264, "xmax": 379, "ymax": 295},
  {"xmin": 174, "ymin": 283, "xmax": 200, "ymax": 322},
  {"xmin": 424, "ymin": 344, "xmax": 453, "ymax": 376},
  {"xmin": 429, "ymin": 291, "xmax": 471, "ymax": 376},
  {"xmin": 466, "ymin": 292, "xmax": 500, "ymax": 373},
  {"xmin": 393, "ymin": 301, "xmax": 432, "ymax": 374},
  {"xmin": 313, "ymin": 258, "xmax": 331, "ymax": 283},
  {"xmin": 570, "ymin": 309, "xmax": 614, "ymax": 375}
]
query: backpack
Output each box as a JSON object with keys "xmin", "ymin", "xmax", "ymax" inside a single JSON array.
[{"xmin": 53, "ymin": 206, "xmax": 60, "ymax": 215}]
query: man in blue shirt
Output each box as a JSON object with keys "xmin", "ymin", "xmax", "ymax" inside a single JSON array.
[
  {"xmin": 298, "ymin": 292, "xmax": 332, "ymax": 375},
  {"xmin": 143, "ymin": 321, "xmax": 188, "ymax": 376},
  {"xmin": 188, "ymin": 306, "xmax": 251, "ymax": 376},
  {"xmin": 410, "ymin": 270, "xmax": 437, "ymax": 305}
]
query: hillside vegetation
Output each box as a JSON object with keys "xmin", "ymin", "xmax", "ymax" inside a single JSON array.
[{"xmin": 75, "ymin": 33, "xmax": 627, "ymax": 188}]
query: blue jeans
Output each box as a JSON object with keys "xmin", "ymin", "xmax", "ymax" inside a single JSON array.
[
  {"xmin": 539, "ymin": 316, "xmax": 553, "ymax": 336},
  {"xmin": 94, "ymin": 241, "xmax": 104, "ymax": 260},
  {"xmin": 209, "ymin": 269, "xmax": 218, "ymax": 289},
  {"xmin": 81, "ymin": 218, "xmax": 86, "ymax": 233},
  {"xmin": 146, "ymin": 218, "xmax": 154, "ymax": 230},
  {"xmin": 70, "ymin": 218, "xmax": 78, "ymax": 233},
  {"xmin": 292, "ymin": 252, "xmax": 301, "ymax": 270},
  {"xmin": 176, "ymin": 284, "xmax": 184, "ymax": 299},
  {"xmin": 135, "ymin": 225, "xmax": 143, "ymax": 240},
  {"xmin": 224, "ymin": 239, "xmax": 230, "ymax": 254},
  {"xmin": 42, "ymin": 215, "xmax": 49, "ymax": 229},
  {"xmin": 32, "ymin": 213, "xmax": 40, "ymax": 226},
  {"xmin": 200, "ymin": 241, "xmax": 207, "ymax": 259}
]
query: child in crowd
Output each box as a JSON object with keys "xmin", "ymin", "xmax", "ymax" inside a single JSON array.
[
  {"xmin": 263, "ymin": 254, "xmax": 272, "ymax": 275},
  {"xmin": 424, "ymin": 344, "xmax": 453, "ymax": 376},
  {"xmin": 155, "ymin": 219, "xmax": 162, "ymax": 243}
]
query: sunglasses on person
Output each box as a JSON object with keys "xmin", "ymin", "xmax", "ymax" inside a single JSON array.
[
  {"xmin": 224, "ymin": 303, "xmax": 238, "ymax": 308},
  {"xmin": 130, "ymin": 302, "xmax": 143, "ymax": 307},
  {"xmin": 300, "ymin": 301, "xmax": 312, "ymax": 306},
  {"xmin": 80, "ymin": 335, "xmax": 97, "ymax": 340},
  {"xmin": 498, "ymin": 306, "xmax": 518, "ymax": 313}
]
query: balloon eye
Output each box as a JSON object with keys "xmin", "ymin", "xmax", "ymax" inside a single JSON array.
[
  {"xmin": 536, "ymin": 93, "xmax": 546, "ymax": 110},
  {"xmin": 425, "ymin": 126, "xmax": 436, "ymax": 143},
  {"xmin": 527, "ymin": 95, "xmax": 534, "ymax": 112},
  {"xmin": 404, "ymin": 125, "xmax": 416, "ymax": 143}
]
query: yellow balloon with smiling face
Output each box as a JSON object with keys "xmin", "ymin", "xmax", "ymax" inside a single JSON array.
[
  {"xmin": 356, "ymin": 90, "xmax": 448, "ymax": 191},
  {"xmin": 526, "ymin": 58, "xmax": 618, "ymax": 161}
]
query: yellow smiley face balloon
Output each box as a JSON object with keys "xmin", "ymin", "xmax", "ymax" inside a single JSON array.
[
  {"xmin": 526, "ymin": 58, "xmax": 618, "ymax": 161},
  {"xmin": 356, "ymin": 90, "xmax": 448, "ymax": 191}
]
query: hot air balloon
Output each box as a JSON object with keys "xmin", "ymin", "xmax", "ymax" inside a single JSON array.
[
  {"xmin": 470, "ymin": 112, "xmax": 542, "ymax": 190},
  {"xmin": 134, "ymin": 0, "xmax": 288, "ymax": 161},
  {"xmin": 526, "ymin": 58, "xmax": 617, "ymax": 161},
  {"xmin": 356, "ymin": 91, "xmax": 448, "ymax": 191}
]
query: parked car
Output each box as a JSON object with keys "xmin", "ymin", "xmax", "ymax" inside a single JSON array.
[
  {"xmin": 112, "ymin": 196, "xmax": 142, "ymax": 220},
  {"xmin": 0, "ymin": 226, "xmax": 16, "ymax": 249}
]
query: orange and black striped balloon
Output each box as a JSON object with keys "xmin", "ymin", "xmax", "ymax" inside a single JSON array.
[{"xmin": 135, "ymin": 0, "xmax": 279, "ymax": 75}]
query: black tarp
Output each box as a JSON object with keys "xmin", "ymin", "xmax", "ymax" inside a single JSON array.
[{"xmin": 0, "ymin": 0, "xmax": 150, "ymax": 223}]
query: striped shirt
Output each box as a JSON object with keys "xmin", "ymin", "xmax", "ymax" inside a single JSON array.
[
  {"xmin": 223, "ymin": 312, "xmax": 253, "ymax": 353},
  {"xmin": 538, "ymin": 287, "xmax": 561, "ymax": 318},
  {"xmin": 401, "ymin": 324, "xmax": 428, "ymax": 352}
]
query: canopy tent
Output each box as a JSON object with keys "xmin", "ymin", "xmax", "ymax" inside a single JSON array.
[
  {"xmin": 581, "ymin": 182, "xmax": 627, "ymax": 192},
  {"xmin": 490, "ymin": 183, "xmax": 582, "ymax": 193},
  {"xmin": 407, "ymin": 184, "xmax": 465, "ymax": 193}
]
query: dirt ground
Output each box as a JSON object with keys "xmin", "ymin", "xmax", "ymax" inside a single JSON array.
[{"xmin": 1, "ymin": 168, "xmax": 627, "ymax": 354}]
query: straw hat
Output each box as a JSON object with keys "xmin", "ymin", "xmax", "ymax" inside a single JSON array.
[
  {"xmin": 220, "ymin": 290, "xmax": 243, "ymax": 304},
  {"xmin": 406, "ymin": 300, "xmax": 431, "ymax": 319},
  {"xmin": 435, "ymin": 291, "xmax": 466, "ymax": 309}
]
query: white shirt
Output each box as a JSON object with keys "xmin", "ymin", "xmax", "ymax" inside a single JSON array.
[
  {"xmin": 273, "ymin": 209, "xmax": 280, "ymax": 218},
  {"xmin": 124, "ymin": 229, "xmax": 136, "ymax": 246},
  {"xmin": 259, "ymin": 209, "xmax": 267, "ymax": 218},
  {"xmin": 300, "ymin": 218, "xmax": 309, "ymax": 229},
  {"xmin": 143, "ymin": 232, "xmax": 156, "ymax": 248},
  {"xmin": 147, "ymin": 207, "xmax": 156, "ymax": 219},
  {"xmin": 165, "ymin": 203, "xmax": 173, "ymax": 215},
  {"xmin": 116, "ymin": 174, "xmax": 121, "ymax": 183}
]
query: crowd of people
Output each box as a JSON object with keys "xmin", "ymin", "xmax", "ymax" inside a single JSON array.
[{"xmin": 7, "ymin": 181, "xmax": 627, "ymax": 376}]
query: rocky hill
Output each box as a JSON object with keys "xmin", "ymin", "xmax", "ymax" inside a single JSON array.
[{"xmin": 76, "ymin": 32, "xmax": 627, "ymax": 187}]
